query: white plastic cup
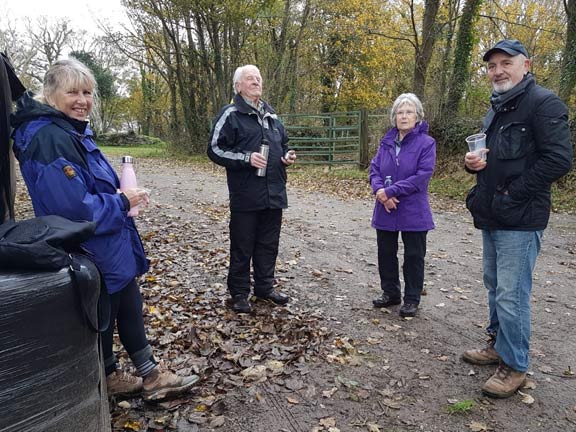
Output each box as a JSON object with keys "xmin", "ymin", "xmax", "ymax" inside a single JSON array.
[{"xmin": 465, "ymin": 133, "xmax": 487, "ymax": 161}]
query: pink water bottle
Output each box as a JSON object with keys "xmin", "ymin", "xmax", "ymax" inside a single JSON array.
[{"xmin": 120, "ymin": 155, "xmax": 138, "ymax": 216}]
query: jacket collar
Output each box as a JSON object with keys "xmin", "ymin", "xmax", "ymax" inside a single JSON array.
[
  {"xmin": 490, "ymin": 73, "xmax": 534, "ymax": 112},
  {"xmin": 382, "ymin": 120, "xmax": 429, "ymax": 145},
  {"xmin": 233, "ymin": 93, "xmax": 275, "ymax": 116},
  {"xmin": 482, "ymin": 74, "xmax": 535, "ymax": 131}
]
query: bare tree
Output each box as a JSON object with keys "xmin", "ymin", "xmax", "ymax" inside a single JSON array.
[
  {"xmin": 26, "ymin": 17, "xmax": 75, "ymax": 82},
  {"xmin": 0, "ymin": 23, "xmax": 37, "ymax": 89}
]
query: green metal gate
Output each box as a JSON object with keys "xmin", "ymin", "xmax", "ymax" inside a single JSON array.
[{"xmin": 279, "ymin": 111, "xmax": 367, "ymax": 167}]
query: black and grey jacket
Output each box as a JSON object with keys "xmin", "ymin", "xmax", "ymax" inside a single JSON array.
[
  {"xmin": 466, "ymin": 75, "xmax": 573, "ymax": 230},
  {"xmin": 208, "ymin": 93, "xmax": 290, "ymax": 212}
]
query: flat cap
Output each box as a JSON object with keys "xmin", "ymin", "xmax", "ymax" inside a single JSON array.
[{"xmin": 483, "ymin": 39, "xmax": 529, "ymax": 61}]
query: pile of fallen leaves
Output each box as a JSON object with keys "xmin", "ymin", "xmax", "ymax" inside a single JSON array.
[
  {"xmin": 11, "ymin": 172, "xmax": 331, "ymax": 431},
  {"xmin": 109, "ymin": 201, "xmax": 332, "ymax": 431}
]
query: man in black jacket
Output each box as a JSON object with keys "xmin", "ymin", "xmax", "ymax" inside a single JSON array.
[
  {"xmin": 462, "ymin": 40, "xmax": 572, "ymax": 398},
  {"xmin": 208, "ymin": 64, "xmax": 296, "ymax": 313}
]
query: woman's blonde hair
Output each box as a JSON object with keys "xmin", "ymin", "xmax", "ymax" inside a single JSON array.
[{"xmin": 38, "ymin": 58, "xmax": 99, "ymax": 117}]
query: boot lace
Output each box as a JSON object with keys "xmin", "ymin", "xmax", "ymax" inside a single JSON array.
[
  {"xmin": 115, "ymin": 371, "xmax": 140, "ymax": 384},
  {"xmin": 495, "ymin": 363, "xmax": 513, "ymax": 380}
]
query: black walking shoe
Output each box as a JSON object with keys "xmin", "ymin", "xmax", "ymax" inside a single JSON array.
[
  {"xmin": 227, "ymin": 295, "xmax": 252, "ymax": 313},
  {"xmin": 257, "ymin": 290, "xmax": 290, "ymax": 305},
  {"xmin": 372, "ymin": 294, "xmax": 401, "ymax": 308},
  {"xmin": 399, "ymin": 303, "xmax": 418, "ymax": 317}
]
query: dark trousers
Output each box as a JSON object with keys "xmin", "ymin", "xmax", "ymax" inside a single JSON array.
[
  {"xmin": 377, "ymin": 230, "xmax": 427, "ymax": 304},
  {"xmin": 228, "ymin": 209, "xmax": 282, "ymax": 298},
  {"xmin": 102, "ymin": 279, "xmax": 151, "ymax": 375}
]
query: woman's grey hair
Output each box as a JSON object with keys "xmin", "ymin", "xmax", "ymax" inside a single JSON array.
[
  {"xmin": 38, "ymin": 58, "xmax": 99, "ymax": 115},
  {"xmin": 389, "ymin": 93, "xmax": 424, "ymax": 127},
  {"xmin": 232, "ymin": 64, "xmax": 261, "ymax": 94}
]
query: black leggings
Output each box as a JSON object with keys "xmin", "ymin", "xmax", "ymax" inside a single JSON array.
[{"xmin": 102, "ymin": 279, "xmax": 152, "ymax": 375}]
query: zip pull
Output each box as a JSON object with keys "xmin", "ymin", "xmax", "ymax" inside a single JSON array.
[{"xmin": 396, "ymin": 156, "xmax": 399, "ymax": 166}]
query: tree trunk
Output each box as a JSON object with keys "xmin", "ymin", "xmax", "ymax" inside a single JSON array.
[
  {"xmin": 559, "ymin": 0, "xmax": 576, "ymax": 103},
  {"xmin": 413, "ymin": 0, "xmax": 441, "ymax": 98},
  {"xmin": 444, "ymin": 0, "xmax": 483, "ymax": 117}
]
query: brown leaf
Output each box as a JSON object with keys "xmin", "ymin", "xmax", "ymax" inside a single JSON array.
[
  {"xmin": 117, "ymin": 401, "xmax": 131, "ymax": 409},
  {"xmin": 209, "ymin": 416, "xmax": 225, "ymax": 428},
  {"xmin": 122, "ymin": 420, "xmax": 141, "ymax": 431},
  {"xmin": 366, "ymin": 423, "xmax": 381, "ymax": 432},
  {"xmin": 323, "ymin": 387, "xmax": 338, "ymax": 398},
  {"xmin": 518, "ymin": 391, "xmax": 535, "ymax": 405},
  {"xmin": 319, "ymin": 417, "xmax": 337, "ymax": 427},
  {"xmin": 468, "ymin": 421, "xmax": 488, "ymax": 432},
  {"xmin": 285, "ymin": 378, "xmax": 305, "ymax": 391}
]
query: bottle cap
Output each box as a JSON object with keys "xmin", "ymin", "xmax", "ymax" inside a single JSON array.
[{"xmin": 122, "ymin": 156, "xmax": 134, "ymax": 163}]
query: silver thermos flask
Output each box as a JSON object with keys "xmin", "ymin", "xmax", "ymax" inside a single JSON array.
[{"xmin": 256, "ymin": 141, "xmax": 270, "ymax": 177}]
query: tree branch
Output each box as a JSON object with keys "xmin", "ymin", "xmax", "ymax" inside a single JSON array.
[
  {"xmin": 366, "ymin": 29, "xmax": 416, "ymax": 50},
  {"xmin": 478, "ymin": 14, "xmax": 564, "ymax": 37}
]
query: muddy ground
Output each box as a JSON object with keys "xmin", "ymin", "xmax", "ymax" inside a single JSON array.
[
  {"xmin": 104, "ymin": 157, "xmax": 575, "ymax": 432},
  {"xmin": 15, "ymin": 156, "xmax": 575, "ymax": 432}
]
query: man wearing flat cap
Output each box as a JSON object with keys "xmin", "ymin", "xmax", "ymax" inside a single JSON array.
[{"xmin": 462, "ymin": 39, "xmax": 572, "ymax": 398}]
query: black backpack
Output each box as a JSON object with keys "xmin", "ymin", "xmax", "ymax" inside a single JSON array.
[
  {"xmin": 0, "ymin": 215, "xmax": 110, "ymax": 332},
  {"xmin": 0, "ymin": 215, "xmax": 96, "ymax": 270}
]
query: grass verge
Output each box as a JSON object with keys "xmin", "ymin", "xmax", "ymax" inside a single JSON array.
[{"xmin": 99, "ymin": 144, "xmax": 168, "ymax": 160}]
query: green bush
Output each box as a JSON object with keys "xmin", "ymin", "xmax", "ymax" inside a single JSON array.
[{"xmin": 429, "ymin": 117, "xmax": 483, "ymax": 157}]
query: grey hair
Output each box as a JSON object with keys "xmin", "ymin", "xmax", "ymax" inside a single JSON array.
[
  {"xmin": 38, "ymin": 58, "xmax": 99, "ymax": 116},
  {"xmin": 389, "ymin": 93, "xmax": 424, "ymax": 127},
  {"xmin": 232, "ymin": 64, "xmax": 261, "ymax": 94}
]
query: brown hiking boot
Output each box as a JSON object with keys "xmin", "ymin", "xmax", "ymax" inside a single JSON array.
[
  {"xmin": 106, "ymin": 370, "xmax": 143, "ymax": 397},
  {"xmin": 462, "ymin": 345, "xmax": 501, "ymax": 365},
  {"xmin": 142, "ymin": 365, "xmax": 200, "ymax": 402},
  {"xmin": 481, "ymin": 363, "xmax": 526, "ymax": 398}
]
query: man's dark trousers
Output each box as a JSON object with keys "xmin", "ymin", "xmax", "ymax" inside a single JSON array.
[{"xmin": 228, "ymin": 208, "xmax": 283, "ymax": 298}]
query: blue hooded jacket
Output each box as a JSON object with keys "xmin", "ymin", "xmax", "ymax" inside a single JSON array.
[
  {"xmin": 11, "ymin": 92, "xmax": 149, "ymax": 293},
  {"xmin": 369, "ymin": 121, "xmax": 436, "ymax": 232}
]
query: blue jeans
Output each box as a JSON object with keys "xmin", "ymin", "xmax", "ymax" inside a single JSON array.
[{"xmin": 482, "ymin": 229, "xmax": 543, "ymax": 372}]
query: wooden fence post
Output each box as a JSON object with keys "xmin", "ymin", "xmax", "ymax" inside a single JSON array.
[{"xmin": 359, "ymin": 108, "xmax": 369, "ymax": 169}]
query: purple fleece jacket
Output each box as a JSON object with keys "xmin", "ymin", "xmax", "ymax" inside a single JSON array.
[{"xmin": 369, "ymin": 121, "xmax": 436, "ymax": 232}]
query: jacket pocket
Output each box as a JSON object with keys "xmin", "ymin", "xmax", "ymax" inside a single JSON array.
[
  {"xmin": 465, "ymin": 185, "xmax": 477, "ymax": 213},
  {"xmin": 495, "ymin": 122, "xmax": 533, "ymax": 160},
  {"xmin": 466, "ymin": 185, "xmax": 492, "ymax": 220},
  {"xmin": 491, "ymin": 191, "xmax": 533, "ymax": 227}
]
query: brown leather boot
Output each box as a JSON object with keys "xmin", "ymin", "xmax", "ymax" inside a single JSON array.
[
  {"xmin": 462, "ymin": 345, "xmax": 500, "ymax": 365},
  {"xmin": 481, "ymin": 363, "xmax": 526, "ymax": 398},
  {"xmin": 106, "ymin": 370, "xmax": 143, "ymax": 397}
]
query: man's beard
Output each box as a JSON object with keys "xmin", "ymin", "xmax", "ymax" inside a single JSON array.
[{"xmin": 492, "ymin": 78, "xmax": 515, "ymax": 93}]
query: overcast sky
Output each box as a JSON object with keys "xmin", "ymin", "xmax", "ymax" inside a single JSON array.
[{"xmin": 3, "ymin": 0, "xmax": 128, "ymax": 34}]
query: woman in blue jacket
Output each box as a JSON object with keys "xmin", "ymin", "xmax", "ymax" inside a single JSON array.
[
  {"xmin": 369, "ymin": 93, "xmax": 436, "ymax": 317},
  {"xmin": 11, "ymin": 58, "xmax": 198, "ymax": 401}
]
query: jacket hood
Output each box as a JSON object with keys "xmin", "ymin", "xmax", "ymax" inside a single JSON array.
[
  {"xmin": 11, "ymin": 91, "xmax": 91, "ymax": 135},
  {"xmin": 11, "ymin": 91, "xmax": 62, "ymax": 129},
  {"xmin": 381, "ymin": 120, "xmax": 430, "ymax": 145}
]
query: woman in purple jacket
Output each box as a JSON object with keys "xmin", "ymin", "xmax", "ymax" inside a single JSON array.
[{"xmin": 369, "ymin": 93, "xmax": 436, "ymax": 317}]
